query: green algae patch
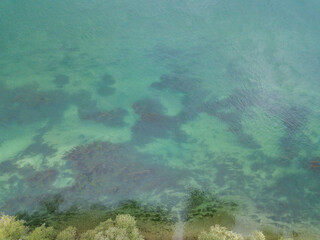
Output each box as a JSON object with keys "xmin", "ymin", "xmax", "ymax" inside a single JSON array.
[{"xmin": 182, "ymin": 190, "xmax": 239, "ymax": 240}]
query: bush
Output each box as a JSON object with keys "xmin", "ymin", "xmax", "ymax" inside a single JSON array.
[
  {"xmin": 79, "ymin": 214, "xmax": 144, "ymax": 240},
  {"xmin": 198, "ymin": 225, "xmax": 297, "ymax": 240},
  {"xmin": 198, "ymin": 225, "xmax": 244, "ymax": 240},
  {"xmin": 28, "ymin": 224, "xmax": 57, "ymax": 240},
  {"xmin": 246, "ymin": 231, "xmax": 265, "ymax": 240},
  {"xmin": 0, "ymin": 214, "xmax": 29, "ymax": 240},
  {"xmin": 56, "ymin": 226, "xmax": 77, "ymax": 240}
]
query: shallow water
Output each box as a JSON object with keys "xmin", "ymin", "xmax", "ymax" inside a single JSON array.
[{"xmin": 1, "ymin": 0, "xmax": 320, "ymax": 238}]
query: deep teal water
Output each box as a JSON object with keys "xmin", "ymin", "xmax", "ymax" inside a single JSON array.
[{"xmin": 1, "ymin": 0, "xmax": 320, "ymax": 237}]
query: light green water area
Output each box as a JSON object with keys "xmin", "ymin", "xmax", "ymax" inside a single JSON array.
[{"xmin": 1, "ymin": 0, "xmax": 320, "ymax": 238}]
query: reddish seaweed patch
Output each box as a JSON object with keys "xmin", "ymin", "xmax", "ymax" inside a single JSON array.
[
  {"xmin": 78, "ymin": 107, "xmax": 128, "ymax": 127},
  {"xmin": 96, "ymin": 73, "xmax": 116, "ymax": 96},
  {"xmin": 25, "ymin": 169, "xmax": 58, "ymax": 188},
  {"xmin": 63, "ymin": 141, "xmax": 186, "ymax": 203},
  {"xmin": 0, "ymin": 83, "xmax": 71, "ymax": 125},
  {"xmin": 151, "ymin": 73, "xmax": 202, "ymax": 94},
  {"xmin": 303, "ymin": 157, "xmax": 320, "ymax": 174},
  {"xmin": 131, "ymin": 98, "xmax": 187, "ymax": 145}
]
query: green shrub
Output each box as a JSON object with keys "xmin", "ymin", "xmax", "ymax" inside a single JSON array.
[
  {"xmin": 0, "ymin": 214, "xmax": 29, "ymax": 240},
  {"xmin": 198, "ymin": 225, "xmax": 244, "ymax": 240},
  {"xmin": 56, "ymin": 226, "xmax": 77, "ymax": 240},
  {"xmin": 28, "ymin": 224, "xmax": 57, "ymax": 240},
  {"xmin": 246, "ymin": 231, "xmax": 265, "ymax": 240},
  {"xmin": 198, "ymin": 225, "xmax": 297, "ymax": 240},
  {"xmin": 80, "ymin": 214, "xmax": 144, "ymax": 240}
]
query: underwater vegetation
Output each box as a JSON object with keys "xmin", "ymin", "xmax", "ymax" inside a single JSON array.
[
  {"xmin": 53, "ymin": 74, "xmax": 70, "ymax": 88},
  {"xmin": 306, "ymin": 157, "xmax": 320, "ymax": 173},
  {"xmin": 62, "ymin": 140, "xmax": 186, "ymax": 203},
  {"xmin": 20, "ymin": 134, "xmax": 57, "ymax": 159},
  {"xmin": 0, "ymin": 79, "xmax": 123, "ymax": 129},
  {"xmin": 25, "ymin": 169, "xmax": 58, "ymax": 188},
  {"xmin": 96, "ymin": 73, "xmax": 116, "ymax": 96},
  {"xmin": 183, "ymin": 189, "xmax": 238, "ymax": 223},
  {"xmin": 131, "ymin": 98, "xmax": 187, "ymax": 144},
  {"xmin": 182, "ymin": 190, "xmax": 239, "ymax": 240},
  {"xmin": 75, "ymin": 87, "xmax": 127, "ymax": 127},
  {"xmin": 0, "ymin": 136, "xmax": 188, "ymax": 215},
  {"xmin": 0, "ymin": 83, "xmax": 70, "ymax": 125},
  {"xmin": 151, "ymin": 73, "xmax": 202, "ymax": 94},
  {"xmin": 78, "ymin": 107, "xmax": 128, "ymax": 127}
]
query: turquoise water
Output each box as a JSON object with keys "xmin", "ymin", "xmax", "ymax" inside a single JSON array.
[{"xmin": 1, "ymin": 0, "xmax": 320, "ymax": 237}]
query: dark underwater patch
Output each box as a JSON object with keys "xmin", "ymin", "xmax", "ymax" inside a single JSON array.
[
  {"xmin": 79, "ymin": 107, "xmax": 128, "ymax": 127},
  {"xmin": 0, "ymin": 83, "xmax": 117, "ymax": 129},
  {"xmin": 151, "ymin": 73, "xmax": 202, "ymax": 94},
  {"xmin": 0, "ymin": 159, "xmax": 36, "ymax": 178},
  {"xmin": 0, "ymin": 83, "xmax": 71, "ymax": 125},
  {"xmin": 214, "ymin": 111, "xmax": 260, "ymax": 149},
  {"xmin": 101, "ymin": 73, "xmax": 116, "ymax": 85},
  {"xmin": 25, "ymin": 169, "xmax": 59, "ymax": 188},
  {"xmin": 303, "ymin": 156, "xmax": 320, "ymax": 177},
  {"xmin": 201, "ymin": 88, "xmax": 311, "ymax": 151},
  {"xmin": 62, "ymin": 141, "xmax": 186, "ymax": 204},
  {"xmin": 182, "ymin": 189, "xmax": 238, "ymax": 222},
  {"xmin": 73, "ymin": 90, "xmax": 98, "ymax": 113},
  {"xmin": 280, "ymin": 106, "xmax": 308, "ymax": 131},
  {"xmin": 20, "ymin": 134, "xmax": 57, "ymax": 159},
  {"xmin": 278, "ymin": 108, "xmax": 311, "ymax": 160},
  {"xmin": 53, "ymin": 74, "xmax": 69, "ymax": 88},
  {"xmin": 177, "ymin": 89, "xmax": 211, "ymax": 123},
  {"xmin": 150, "ymin": 74, "xmax": 264, "ymax": 149},
  {"xmin": 0, "ymin": 160, "xmax": 17, "ymax": 174},
  {"xmin": 75, "ymin": 90, "xmax": 127, "ymax": 127},
  {"xmin": 132, "ymin": 98, "xmax": 166, "ymax": 115},
  {"xmin": 131, "ymin": 98, "xmax": 188, "ymax": 145},
  {"xmin": 96, "ymin": 73, "xmax": 116, "ymax": 96},
  {"xmin": 256, "ymin": 173, "xmax": 320, "ymax": 223}
]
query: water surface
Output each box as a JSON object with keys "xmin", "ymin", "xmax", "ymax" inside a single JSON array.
[{"xmin": 1, "ymin": 0, "xmax": 320, "ymax": 238}]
